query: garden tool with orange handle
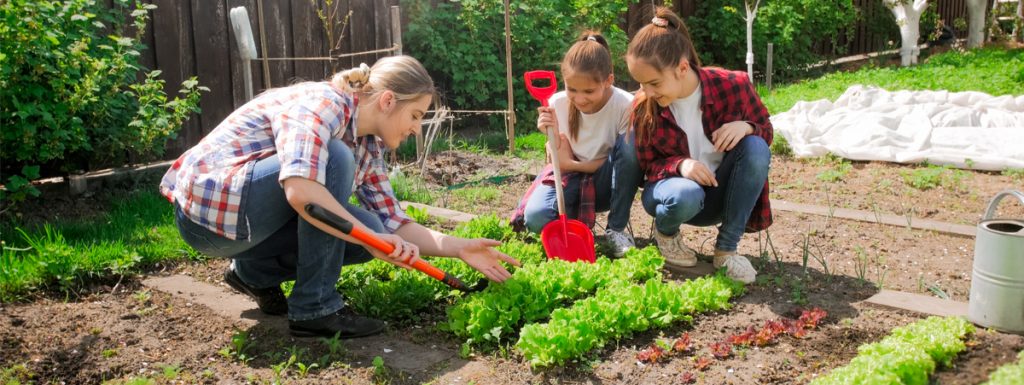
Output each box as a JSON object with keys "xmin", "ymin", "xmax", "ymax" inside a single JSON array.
[
  {"xmin": 523, "ymin": 70, "xmax": 596, "ymax": 263},
  {"xmin": 305, "ymin": 203, "xmax": 485, "ymax": 291}
]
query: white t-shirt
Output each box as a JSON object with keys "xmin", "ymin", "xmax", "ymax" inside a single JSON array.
[
  {"xmin": 669, "ymin": 85, "xmax": 724, "ymax": 173},
  {"xmin": 548, "ymin": 87, "xmax": 633, "ymax": 162}
]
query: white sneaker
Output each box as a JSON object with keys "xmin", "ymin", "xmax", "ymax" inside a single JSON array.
[
  {"xmin": 714, "ymin": 254, "xmax": 757, "ymax": 284},
  {"xmin": 654, "ymin": 231, "xmax": 697, "ymax": 268},
  {"xmin": 605, "ymin": 229, "xmax": 635, "ymax": 258}
]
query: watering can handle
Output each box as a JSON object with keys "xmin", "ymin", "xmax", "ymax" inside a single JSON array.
[{"xmin": 983, "ymin": 190, "xmax": 1024, "ymax": 221}]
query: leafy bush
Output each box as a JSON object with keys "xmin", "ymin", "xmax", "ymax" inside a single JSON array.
[
  {"xmin": 515, "ymin": 272, "xmax": 744, "ymax": 367},
  {"xmin": 687, "ymin": 0, "xmax": 857, "ymax": 81},
  {"xmin": 0, "ymin": 0, "xmax": 206, "ymax": 204},
  {"xmin": 983, "ymin": 351, "xmax": 1024, "ymax": 385},
  {"xmin": 810, "ymin": 316, "xmax": 975, "ymax": 385},
  {"xmin": 403, "ymin": 0, "xmax": 633, "ymax": 134}
]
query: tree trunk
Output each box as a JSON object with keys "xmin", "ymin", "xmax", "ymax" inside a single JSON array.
[
  {"xmin": 745, "ymin": 0, "xmax": 759, "ymax": 76},
  {"xmin": 886, "ymin": 0, "xmax": 928, "ymax": 66},
  {"xmin": 967, "ymin": 0, "xmax": 987, "ymax": 48}
]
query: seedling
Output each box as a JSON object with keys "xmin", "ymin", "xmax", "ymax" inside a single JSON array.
[
  {"xmin": 160, "ymin": 364, "xmax": 181, "ymax": 380},
  {"xmin": 218, "ymin": 329, "xmax": 253, "ymax": 363},
  {"xmin": 372, "ymin": 356, "xmax": 389, "ymax": 384},
  {"xmin": 102, "ymin": 349, "xmax": 118, "ymax": 358}
]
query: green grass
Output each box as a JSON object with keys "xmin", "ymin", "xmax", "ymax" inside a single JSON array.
[
  {"xmin": 388, "ymin": 169, "xmax": 435, "ymax": 205},
  {"xmin": 0, "ymin": 190, "xmax": 197, "ymax": 302},
  {"xmin": 761, "ymin": 48, "xmax": 1024, "ymax": 114},
  {"xmin": 396, "ymin": 129, "xmax": 547, "ymax": 161}
]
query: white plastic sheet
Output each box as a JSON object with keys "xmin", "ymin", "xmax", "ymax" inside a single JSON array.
[{"xmin": 771, "ymin": 85, "xmax": 1024, "ymax": 171}]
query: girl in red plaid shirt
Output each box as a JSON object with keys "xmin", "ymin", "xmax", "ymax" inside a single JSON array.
[{"xmin": 625, "ymin": 7, "xmax": 774, "ymax": 284}]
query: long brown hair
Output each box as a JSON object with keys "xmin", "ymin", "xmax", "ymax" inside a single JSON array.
[
  {"xmin": 562, "ymin": 31, "xmax": 612, "ymax": 141},
  {"xmin": 626, "ymin": 7, "xmax": 701, "ymax": 143}
]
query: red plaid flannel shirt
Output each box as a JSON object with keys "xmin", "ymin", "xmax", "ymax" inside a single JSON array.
[{"xmin": 634, "ymin": 67, "xmax": 774, "ymax": 232}]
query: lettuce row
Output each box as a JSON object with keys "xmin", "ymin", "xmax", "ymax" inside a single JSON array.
[
  {"xmin": 445, "ymin": 246, "xmax": 665, "ymax": 346},
  {"xmin": 809, "ymin": 316, "xmax": 976, "ymax": 385},
  {"xmin": 515, "ymin": 273, "xmax": 745, "ymax": 367},
  {"xmin": 982, "ymin": 350, "xmax": 1024, "ymax": 385}
]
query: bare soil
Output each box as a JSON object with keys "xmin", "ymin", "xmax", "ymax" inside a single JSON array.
[{"xmin": 2, "ymin": 152, "xmax": 1023, "ymax": 384}]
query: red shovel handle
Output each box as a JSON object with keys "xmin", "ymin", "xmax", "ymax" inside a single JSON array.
[
  {"xmin": 524, "ymin": 70, "xmax": 557, "ymax": 107},
  {"xmin": 304, "ymin": 203, "xmax": 472, "ymax": 291}
]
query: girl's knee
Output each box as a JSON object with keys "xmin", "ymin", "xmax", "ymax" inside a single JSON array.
[
  {"xmin": 523, "ymin": 206, "xmax": 556, "ymax": 234},
  {"xmin": 740, "ymin": 136, "xmax": 770, "ymax": 162}
]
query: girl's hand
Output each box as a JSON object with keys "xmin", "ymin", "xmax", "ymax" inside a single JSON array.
[
  {"xmin": 711, "ymin": 121, "xmax": 753, "ymax": 152},
  {"xmin": 555, "ymin": 133, "xmax": 575, "ymax": 169},
  {"xmin": 368, "ymin": 233, "xmax": 422, "ymax": 269},
  {"xmin": 679, "ymin": 159, "xmax": 718, "ymax": 187},
  {"xmin": 537, "ymin": 107, "xmax": 559, "ymax": 134},
  {"xmin": 457, "ymin": 239, "xmax": 521, "ymax": 283}
]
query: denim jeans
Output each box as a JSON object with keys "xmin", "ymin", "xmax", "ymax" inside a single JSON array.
[
  {"xmin": 523, "ymin": 132, "xmax": 642, "ymax": 233},
  {"xmin": 174, "ymin": 139, "xmax": 378, "ymax": 321},
  {"xmin": 640, "ymin": 135, "xmax": 770, "ymax": 252}
]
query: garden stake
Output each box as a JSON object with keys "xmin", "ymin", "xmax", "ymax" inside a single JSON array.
[
  {"xmin": 523, "ymin": 70, "xmax": 596, "ymax": 263},
  {"xmin": 305, "ymin": 203, "xmax": 485, "ymax": 292}
]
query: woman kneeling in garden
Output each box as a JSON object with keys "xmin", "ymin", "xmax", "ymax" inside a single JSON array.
[
  {"xmin": 626, "ymin": 8, "xmax": 773, "ymax": 284},
  {"xmin": 511, "ymin": 32, "xmax": 642, "ymax": 258},
  {"xmin": 160, "ymin": 56, "xmax": 519, "ymax": 338}
]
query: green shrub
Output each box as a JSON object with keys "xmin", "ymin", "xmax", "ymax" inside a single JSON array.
[
  {"xmin": 403, "ymin": 0, "xmax": 633, "ymax": 135},
  {"xmin": 0, "ymin": 0, "xmax": 206, "ymax": 205},
  {"xmin": 687, "ymin": 0, "xmax": 857, "ymax": 81}
]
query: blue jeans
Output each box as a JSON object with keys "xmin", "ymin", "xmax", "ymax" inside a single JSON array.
[
  {"xmin": 523, "ymin": 132, "xmax": 642, "ymax": 233},
  {"xmin": 174, "ymin": 139, "xmax": 378, "ymax": 321},
  {"xmin": 640, "ymin": 136, "xmax": 770, "ymax": 252}
]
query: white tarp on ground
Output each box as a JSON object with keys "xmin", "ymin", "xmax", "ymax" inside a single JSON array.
[{"xmin": 771, "ymin": 85, "xmax": 1024, "ymax": 171}]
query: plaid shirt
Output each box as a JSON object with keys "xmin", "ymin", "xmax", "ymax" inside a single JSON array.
[
  {"xmin": 510, "ymin": 164, "xmax": 596, "ymax": 231},
  {"xmin": 160, "ymin": 82, "xmax": 411, "ymax": 240},
  {"xmin": 634, "ymin": 67, "xmax": 774, "ymax": 232}
]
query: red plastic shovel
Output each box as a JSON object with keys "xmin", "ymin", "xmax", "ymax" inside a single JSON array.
[
  {"xmin": 305, "ymin": 203, "xmax": 484, "ymax": 291},
  {"xmin": 523, "ymin": 70, "xmax": 596, "ymax": 263}
]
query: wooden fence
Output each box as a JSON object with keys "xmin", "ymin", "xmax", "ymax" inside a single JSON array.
[
  {"xmin": 132, "ymin": 0, "xmax": 400, "ymax": 158},
  {"xmin": 139, "ymin": 0, "xmax": 976, "ymax": 158}
]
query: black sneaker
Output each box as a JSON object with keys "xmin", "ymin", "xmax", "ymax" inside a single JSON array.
[
  {"xmin": 223, "ymin": 268, "xmax": 288, "ymax": 316},
  {"xmin": 289, "ymin": 308, "xmax": 386, "ymax": 339}
]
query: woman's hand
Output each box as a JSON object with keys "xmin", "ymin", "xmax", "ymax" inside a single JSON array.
[
  {"xmin": 679, "ymin": 158, "xmax": 718, "ymax": 187},
  {"xmin": 368, "ymin": 233, "xmax": 422, "ymax": 270},
  {"xmin": 458, "ymin": 239, "xmax": 521, "ymax": 283},
  {"xmin": 712, "ymin": 121, "xmax": 753, "ymax": 152},
  {"xmin": 537, "ymin": 106, "xmax": 559, "ymax": 134}
]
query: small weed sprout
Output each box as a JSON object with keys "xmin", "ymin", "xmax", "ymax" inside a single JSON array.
[
  {"xmin": 218, "ymin": 329, "xmax": 253, "ymax": 363},
  {"xmin": 372, "ymin": 355, "xmax": 389, "ymax": 384},
  {"xmin": 161, "ymin": 364, "xmax": 181, "ymax": 380}
]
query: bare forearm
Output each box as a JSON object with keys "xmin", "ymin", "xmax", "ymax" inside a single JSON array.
[
  {"xmin": 394, "ymin": 222, "xmax": 466, "ymax": 258},
  {"xmin": 566, "ymin": 157, "xmax": 606, "ymax": 173}
]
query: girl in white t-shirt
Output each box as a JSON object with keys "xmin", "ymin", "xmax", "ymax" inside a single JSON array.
[{"xmin": 511, "ymin": 32, "xmax": 641, "ymax": 258}]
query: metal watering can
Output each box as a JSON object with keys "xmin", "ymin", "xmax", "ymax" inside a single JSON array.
[{"xmin": 968, "ymin": 190, "xmax": 1024, "ymax": 334}]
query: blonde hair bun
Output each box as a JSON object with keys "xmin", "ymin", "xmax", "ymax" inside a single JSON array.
[{"xmin": 333, "ymin": 63, "xmax": 371, "ymax": 92}]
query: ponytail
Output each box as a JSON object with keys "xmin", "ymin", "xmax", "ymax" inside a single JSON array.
[
  {"xmin": 330, "ymin": 55, "xmax": 436, "ymax": 107},
  {"xmin": 627, "ymin": 6, "xmax": 701, "ymax": 144},
  {"xmin": 562, "ymin": 31, "xmax": 613, "ymax": 141}
]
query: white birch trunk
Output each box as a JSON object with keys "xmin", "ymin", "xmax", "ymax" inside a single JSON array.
[
  {"xmin": 886, "ymin": 0, "xmax": 928, "ymax": 66},
  {"xmin": 745, "ymin": 0, "xmax": 760, "ymax": 76},
  {"xmin": 967, "ymin": 0, "xmax": 987, "ymax": 48}
]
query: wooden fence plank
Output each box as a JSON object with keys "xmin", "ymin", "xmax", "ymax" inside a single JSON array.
[
  {"xmin": 374, "ymin": 0, "xmax": 393, "ymax": 62},
  {"xmin": 260, "ymin": 0, "xmax": 293, "ymax": 87},
  {"xmin": 151, "ymin": 0, "xmax": 197, "ymax": 157},
  {"xmin": 191, "ymin": 0, "xmax": 234, "ymax": 136},
  {"xmin": 291, "ymin": 0, "xmax": 328, "ymax": 82},
  {"xmin": 349, "ymin": 0, "xmax": 376, "ymax": 66}
]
